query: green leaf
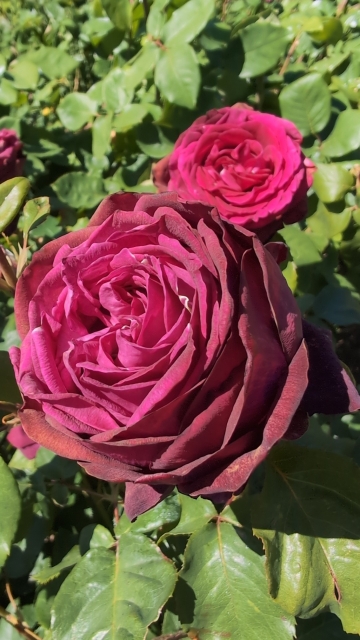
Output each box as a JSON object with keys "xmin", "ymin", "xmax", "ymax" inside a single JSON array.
[
  {"xmin": 79, "ymin": 525, "xmax": 114, "ymax": 554},
  {"xmin": 0, "ymin": 177, "xmax": 31, "ymax": 234},
  {"xmin": 322, "ymin": 110, "xmax": 360, "ymax": 158},
  {"xmin": 279, "ymin": 74, "xmax": 331, "ymax": 136},
  {"xmin": 92, "ymin": 114, "xmax": 113, "ymax": 158},
  {"xmin": 304, "ymin": 16, "xmax": 343, "ymax": 44},
  {"xmin": 160, "ymin": 494, "xmax": 217, "ymax": 540},
  {"xmin": 178, "ymin": 522, "xmax": 295, "ymax": 640},
  {"xmin": 115, "ymin": 492, "xmax": 181, "ymax": 536},
  {"xmin": 155, "ymin": 43, "xmax": 200, "ymax": 109},
  {"xmin": 278, "ymin": 225, "xmax": 322, "ymax": 267},
  {"xmin": 102, "ymin": 0, "xmax": 131, "ymax": 32},
  {"xmin": 32, "ymin": 546, "xmax": 81, "ymax": 585},
  {"xmin": 113, "ymin": 104, "xmax": 148, "ymax": 131},
  {"xmin": 313, "ymin": 163, "xmax": 355, "ymax": 203},
  {"xmin": 102, "ymin": 68, "xmax": 131, "ymax": 112},
  {"xmin": 57, "ymin": 93, "xmax": 98, "ymax": 131},
  {"xmin": 27, "ymin": 46, "xmax": 79, "ymax": 80},
  {"xmin": 162, "ymin": 0, "xmax": 215, "ymax": 45},
  {"xmin": 122, "ymin": 43, "xmax": 160, "ymax": 92},
  {"xmin": 313, "ymin": 285, "xmax": 360, "ymax": 325},
  {"xmin": 51, "ymin": 536, "xmax": 177, "ymax": 640},
  {"xmin": 136, "ymin": 123, "xmax": 174, "ymax": 158},
  {"xmin": 9, "ymin": 59, "xmax": 39, "ymax": 90},
  {"xmin": 240, "ymin": 22, "xmax": 289, "ymax": 78},
  {"xmin": 252, "ymin": 442, "xmax": 360, "ymax": 632},
  {"xmin": 307, "ymin": 203, "xmax": 352, "ymax": 239},
  {"xmin": 52, "ymin": 172, "xmax": 105, "ymax": 210},
  {"xmin": 22, "ymin": 197, "xmax": 51, "ymax": 235},
  {"xmin": 147, "ymin": 0, "xmax": 170, "ymax": 38},
  {"xmin": 281, "ymin": 261, "xmax": 298, "ymax": 293},
  {"xmin": 0, "ymin": 456, "xmax": 21, "ymax": 570},
  {"xmin": 0, "ymin": 79, "xmax": 18, "ymax": 106}
]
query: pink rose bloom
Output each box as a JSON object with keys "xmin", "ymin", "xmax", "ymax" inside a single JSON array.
[
  {"xmin": 153, "ymin": 106, "xmax": 314, "ymax": 240},
  {"xmin": 0, "ymin": 129, "xmax": 25, "ymax": 183},
  {"xmin": 9, "ymin": 193, "xmax": 359, "ymax": 519}
]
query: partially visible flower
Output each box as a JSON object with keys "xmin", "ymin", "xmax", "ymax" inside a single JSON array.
[
  {"xmin": 9, "ymin": 192, "xmax": 360, "ymax": 520},
  {"xmin": 153, "ymin": 105, "xmax": 315, "ymax": 241},
  {"xmin": 0, "ymin": 129, "xmax": 25, "ymax": 184},
  {"xmin": 7, "ymin": 425, "xmax": 39, "ymax": 459}
]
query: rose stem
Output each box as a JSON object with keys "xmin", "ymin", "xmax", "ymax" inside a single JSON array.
[{"xmin": 0, "ymin": 246, "xmax": 16, "ymax": 290}]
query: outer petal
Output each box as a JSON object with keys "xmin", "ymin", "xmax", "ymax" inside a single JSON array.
[
  {"xmin": 15, "ymin": 227, "xmax": 95, "ymax": 339},
  {"xmin": 301, "ymin": 320, "xmax": 360, "ymax": 414},
  {"xmin": 124, "ymin": 482, "xmax": 172, "ymax": 520}
]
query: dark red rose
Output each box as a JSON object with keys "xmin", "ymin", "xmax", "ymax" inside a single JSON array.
[
  {"xmin": 153, "ymin": 106, "xmax": 315, "ymax": 241},
  {"xmin": 10, "ymin": 193, "xmax": 359, "ymax": 519},
  {"xmin": 0, "ymin": 129, "xmax": 25, "ymax": 183}
]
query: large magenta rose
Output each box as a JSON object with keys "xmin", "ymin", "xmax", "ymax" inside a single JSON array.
[
  {"xmin": 0, "ymin": 129, "xmax": 25, "ymax": 183},
  {"xmin": 153, "ymin": 106, "xmax": 314, "ymax": 240},
  {"xmin": 10, "ymin": 193, "xmax": 359, "ymax": 519}
]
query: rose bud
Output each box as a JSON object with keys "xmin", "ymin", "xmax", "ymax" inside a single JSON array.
[
  {"xmin": 153, "ymin": 106, "xmax": 315, "ymax": 241},
  {"xmin": 7, "ymin": 425, "xmax": 39, "ymax": 459},
  {"xmin": 9, "ymin": 193, "xmax": 359, "ymax": 519},
  {"xmin": 0, "ymin": 129, "xmax": 25, "ymax": 184}
]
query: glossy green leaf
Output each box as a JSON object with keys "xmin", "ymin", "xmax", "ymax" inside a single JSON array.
[
  {"xmin": 136, "ymin": 123, "xmax": 174, "ymax": 158},
  {"xmin": 278, "ymin": 225, "xmax": 322, "ymax": 266},
  {"xmin": 0, "ymin": 177, "xmax": 31, "ymax": 234},
  {"xmin": 32, "ymin": 546, "xmax": 81, "ymax": 585},
  {"xmin": 22, "ymin": 197, "xmax": 51, "ymax": 235},
  {"xmin": 313, "ymin": 163, "xmax": 355, "ymax": 203},
  {"xmin": 9, "ymin": 59, "xmax": 39, "ymax": 90},
  {"xmin": 122, "ymin": 43, "xmax": 160, "ymax": 91},
  {"xmin": 147, "ymin": 0, "xmax": 170, "ymax": 38},
  {"xmin": 0, "ymin": 79, "xmax": 18, "ymax": 105},
  {"xmin": 57, "ymin": 93, "xmax": 98, "ymax": 131},
  {"xmin": 279, "ymin": 74, "xmax": 331, "ymax": 136},
  {"xmin": 160, "ymin": 494, "xmax": 216, "ymax": 540},
  {"xmin": 162, "ymin": 0, "xmax": 215, "ymax": 45},
  {"xmin": 178, "ymin": 522, "xmax": 295, "ymax": 640},
  {"xmin": 116, "ymin": 492, "xmax": 181, "ymax": 536},
  {"xmin": 51, "ymin": 536, "xmax": 177, "ymax": 640},
  {"xmin": 102, "ymin": 68, "xmax": 131, "ymax": 112},
  {"xmin": 304, "ymin": 16, "xmax": 343, "ymax": 44},
  {"xmin": 92, "ymin": 114, "xmax": 113, "ymax": 158},
  {"xmin": 313, "ymin": 285, "xmax": 360, "ymax": 325},
  {"xmin": 322, "ymin": 110, "xmax": 360, "ymax": 158},
  {"xmin": 52, "ymin": 173, "xmax": 105, "ymax": 209},
  {"xmin": 0, "ymin": 456, "xmax": 21, "ymax": 570},
  {"xmin": 155, "ymin": 43, "xmax": 200, "ymax": 109},
  {"xmin": 27, "ymin": 46, "xmax": 79, "ymax": 80},
  {"xmin": 79, "ymin": 525, "xmax": 114, "ymax": 554},
  {"xmin": 307, "ymin": 203, "xmax": 352, "ymax": 239},
  {"xmin": 113, "ymin": 104, "xmax": 148, "ymax": 131},
  {"xmin": 102, "ymin": 0, "xmax": 131, "ymax": 32},
  {"xmin": 240, "ymin": 23, "xmax": 289, "ymax": 78},
  {"xmin": 253, "ymin": 443, "xmax": 360, "ymax": 632}
]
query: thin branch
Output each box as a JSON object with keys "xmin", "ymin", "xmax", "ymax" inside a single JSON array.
[
  {"xmin": 0, "ymin": 605, "xmax": 42, "ymax": 640},
  {"xmin": 155, "ymin": 633, "xmax": 188, "ymax": 640},
  {"xmin": 336, "ymin": 0, "xmax": 348, "ymax": 16},
  {"xmin": 0, "ymin": 246, "xmax": 16, "ymax": 290},
  {"xmin": 280, "ymin": 36, "xmax": 301, "ymax": 76}
]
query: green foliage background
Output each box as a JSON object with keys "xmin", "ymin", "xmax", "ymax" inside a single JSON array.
[{"xmin": 1, "ymin": 0, "xmax": 360, "ymax": 638}]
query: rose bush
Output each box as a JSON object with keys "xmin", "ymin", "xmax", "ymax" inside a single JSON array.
[
  {"xmin": 153, "ymin": 106, "xmax": 314, "ymax": 240},
  {"xmin": 10, "ymin": 193, "xmax": 359, "ymax": 519},
  {"xmin": 0, "ymin": 129, "xmax": 25, "ymax": 183}
]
